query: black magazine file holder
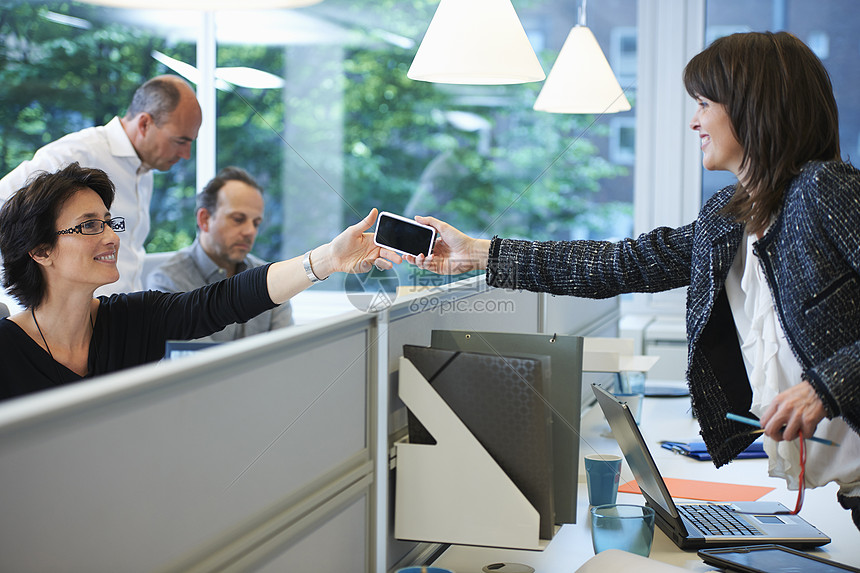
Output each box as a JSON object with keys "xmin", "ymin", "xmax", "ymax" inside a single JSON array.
[
  {"xmin": 403, "ymin": 344, "xmax": 556, "ymax": 540},
  {"xmin": 430, "ymin": 329, "xmax": 583, "ymax": 524}
]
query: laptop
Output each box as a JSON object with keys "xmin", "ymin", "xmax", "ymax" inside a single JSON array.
[{"xmin": 591, "ymin": 383, "xmax": 831, "ymax": 549}]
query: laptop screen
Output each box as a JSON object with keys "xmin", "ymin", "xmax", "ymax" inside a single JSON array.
[
  {"xmin": 164, "ymin": 340, "xmax": 221, "ymax": 360},
  {"xmin": 592, "ymin": 383, "xmax": 682, "ymax": 521}
]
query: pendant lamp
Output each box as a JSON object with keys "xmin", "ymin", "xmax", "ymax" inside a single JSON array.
[
  {"xmin": 408, "ymin": 0, "xmax": 545, "ymax": 85},
  {"xmin": 533, "ymin": 1, "xmax": 630, "ymax": 113}
]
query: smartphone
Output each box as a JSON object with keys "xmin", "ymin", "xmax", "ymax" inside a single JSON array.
[
  {"xmin": 698, "ymin": 544, "xmax": 860, "ymax": 573},
  {"xmin": 373, "ymin": 211, "xmax": 436, "ymax": 257}
]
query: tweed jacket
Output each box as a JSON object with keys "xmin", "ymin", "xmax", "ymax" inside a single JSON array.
[{"xmin": 487, "ymin": 160, "xmax": 860, "ymax": 467}]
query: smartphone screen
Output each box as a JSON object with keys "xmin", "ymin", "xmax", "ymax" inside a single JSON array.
[
  {"xmin": 699, "ymin": 545, "xmax": 859, "ymax": 573},
  {"xmin": 374, "ymin": 212, "xmax": 436, "ymax": 257}
]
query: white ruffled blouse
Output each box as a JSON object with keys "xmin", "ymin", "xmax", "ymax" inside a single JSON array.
[{"xmin": 725, "ymin": 232, "xmax": 860, "ymax": 496}]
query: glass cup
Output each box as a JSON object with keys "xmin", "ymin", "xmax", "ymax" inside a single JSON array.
[
  {"xmin": 590, "ymin": 503, "xmax": 656, "ymax": 557},
  {"xmin": 584, "ymin": 453, "xmax": 622, "ymax": 506}
]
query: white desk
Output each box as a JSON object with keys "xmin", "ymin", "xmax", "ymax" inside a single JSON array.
[{"xmin": 432, "ymin": 394, "xmax": 860, "ymax": 572}]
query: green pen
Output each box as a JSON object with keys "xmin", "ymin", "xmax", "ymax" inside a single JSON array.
[{"xmin": 726, "ymin": 412, "xmax": 840, "ymax": 447}]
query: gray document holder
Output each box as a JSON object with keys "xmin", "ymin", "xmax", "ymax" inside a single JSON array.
[
  {"xmin": 403, "ymin": 345, "xmax": 556, "ymax": 540},
  {"xmin": 430, "ymin": 329, "xmax": 583, "ymax": 524},
  {"xmin": 395, "ymin": 356, "xmax": 546, "ymax": 549}
]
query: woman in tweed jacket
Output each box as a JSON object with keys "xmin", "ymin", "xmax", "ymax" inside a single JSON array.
[{"xmin": 409, "ymin": 31, "xmax": 860, "ymax": 528}]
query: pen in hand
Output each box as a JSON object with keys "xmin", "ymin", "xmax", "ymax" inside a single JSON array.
[{"xmin": 726, "ymin": 413, "xmax": 840, "ymax": 447}]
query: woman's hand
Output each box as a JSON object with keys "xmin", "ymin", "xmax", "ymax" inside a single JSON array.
[
  {"xmin": 405, "ymin": 215, "xmax": 491, "ymax": 275},
  {"xmin": 266, "ymin": 209, "xmax": 401, "ymax": 305},
  {"xmin": 759, "ymin": 380, "xmax": 827, "ymax": 442},
  {"xmin": 312, "ymin": 209, "xmax": 402, "ymax": 278}
]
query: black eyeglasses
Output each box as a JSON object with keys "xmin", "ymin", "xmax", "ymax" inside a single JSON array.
[{"xmin": 56, "ymin": 217, "xmax": 126, "ymax": 236}]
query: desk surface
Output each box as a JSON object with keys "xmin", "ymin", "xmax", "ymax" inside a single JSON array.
[{"xmin": 432, "ymin": 394, "xmax": 860, "ymax": 572}]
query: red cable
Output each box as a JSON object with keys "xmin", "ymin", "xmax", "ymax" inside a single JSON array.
[{"xmin": 790, "ymin": 430, "xmax": 805, "ymax": 515}]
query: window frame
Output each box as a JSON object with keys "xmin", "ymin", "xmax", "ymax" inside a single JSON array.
[{"xmin": 626, "ymin": 0, "xmax": 705, "ymax": 316}]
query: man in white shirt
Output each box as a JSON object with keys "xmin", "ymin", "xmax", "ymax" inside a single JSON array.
[
  {"xmin": 0, "ymin": 75, "xmax": 202, "ymax": 310},
  {"xmin": 146, "ymin": 166, "xmax": 293, "ymax": 341}
]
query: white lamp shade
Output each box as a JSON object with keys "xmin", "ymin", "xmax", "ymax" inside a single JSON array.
[
  {"xmin": 75, "ymin": 0, "xmax": 321, "ymax": 9},
  {"xmin": 533, "ymin": 25, "xmax": 631, "ymax": 114},
  {"xmin": 408, "ymin": 0, "xmax": 545, "ymax": 85}
]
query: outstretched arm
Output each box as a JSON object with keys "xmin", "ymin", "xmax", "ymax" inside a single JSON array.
[{"xmin": 266, "ymin": 208, "xmax": 402, "ymax": 305}]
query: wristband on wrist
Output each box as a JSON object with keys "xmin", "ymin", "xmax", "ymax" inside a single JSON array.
[{"xmin": 303, "ymin": 250, "xmax": 327, "ymax": 283}]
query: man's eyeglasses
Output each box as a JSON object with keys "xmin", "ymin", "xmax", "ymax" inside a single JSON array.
[{"xmin": 56, "ymin": 217, "xmax": 126, "ymax": 236}]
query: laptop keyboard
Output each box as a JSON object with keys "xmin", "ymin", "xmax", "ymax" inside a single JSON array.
[{"xmin": 678, "ymin": 504, "xmax": 764, "ymax": 536}]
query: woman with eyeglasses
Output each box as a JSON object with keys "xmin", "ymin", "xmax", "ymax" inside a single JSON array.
[
  {"xmin": 0, "ymin": 162, "xmax": 399, "ymax": 401},
  {"xmin": 406, "ymin": 32, "xmax": 860, "ymax": 528}
]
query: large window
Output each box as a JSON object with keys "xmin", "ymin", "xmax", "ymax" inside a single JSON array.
[
  {"xmin": 1, "ymin": 1, "xmax": 637, "ymax": 290},
  {"xmin": 702, "ymin": 0, "xmax": 860, "ymax": 202}
]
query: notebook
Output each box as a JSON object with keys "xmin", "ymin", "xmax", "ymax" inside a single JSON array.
[
  {"xmin": 592, "ymin": 383, "xmax": 831, "ymax": 549},
  {"xmin": 430, "ymin": 329, "xmax": 583, "ymax": 524},
  {"xmin": 403, "ymin": 344, "xmax": 556, "ymax": 540},
  {"xmin": 660, "ymin": 439, "xmax": 766, "ymax": 461}
]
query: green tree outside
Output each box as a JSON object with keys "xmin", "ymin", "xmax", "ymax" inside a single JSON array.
[{"xmin": 0, "ymin": 0, "xmax": 630, "ymax": 265}]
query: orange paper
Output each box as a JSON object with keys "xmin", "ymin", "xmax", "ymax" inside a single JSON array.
[{"xmin": 619, "ymin": 477, "xmax": 775, "ymax": 502}]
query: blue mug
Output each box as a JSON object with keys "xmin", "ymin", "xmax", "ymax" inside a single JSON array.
[{"xmin": 584, "ymin": 453, "xmax": 622, "ymax": 506}]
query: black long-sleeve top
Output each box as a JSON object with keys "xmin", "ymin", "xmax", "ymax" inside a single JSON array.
[{"xmin": 0, "ymin": 264, "xmax": 276, "ymax": 401}]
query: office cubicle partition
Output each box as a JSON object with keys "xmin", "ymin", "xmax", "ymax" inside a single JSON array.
[
  {"xmin": 0, "ymin": 276, "xmax": 617, "ymax": 573},
  {"xmin": 0, "ymin": 313, "xmax": 378, "ymax": 573}
]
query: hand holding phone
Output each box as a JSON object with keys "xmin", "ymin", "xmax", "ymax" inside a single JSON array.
[{"xmin": 373, "ymin": 211, "xmax": 436, "ymax": 257}]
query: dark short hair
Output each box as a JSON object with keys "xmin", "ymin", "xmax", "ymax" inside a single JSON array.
[
  {"xmin": 684, "ymin": 31, "xmax": 840, "ymax": 234},
  {"xmin": 124, "ymin": 76, "xmax": 184, "ymax": 127},
  {"xmin": 196, "ymin": 166, "xmax": 262, "ymax": 217},
  {"xmin": 0, "ymin": 163, "xmax": 115, "ymax": 309}
]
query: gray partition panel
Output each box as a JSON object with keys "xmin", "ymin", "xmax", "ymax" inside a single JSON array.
[
  {"xmin": 542, "ymin": 291, "xmax": 619, "ymax": 338},
  {"xmin": 254, "ymin": 491, "xmax": 369, "ymax": 573},
  {"xmin": 388, "ymin": 278, "xmax": 542, "ymax": 369},
  {"xmin": 0, "ymin": 277, "xmax": 620, "ymax": 573},
  {"xmin": 0, "ymin": 319, "xmax": 374, "ymax": 573},
  {"xmin": 543, "ymin": 293, "xmax": 620, "ymax": 411}
]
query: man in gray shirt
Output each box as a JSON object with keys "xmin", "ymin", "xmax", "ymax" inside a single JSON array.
[{"xmin": 147, "ymin": 166, "xmax": 293, "ymax": 341}]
